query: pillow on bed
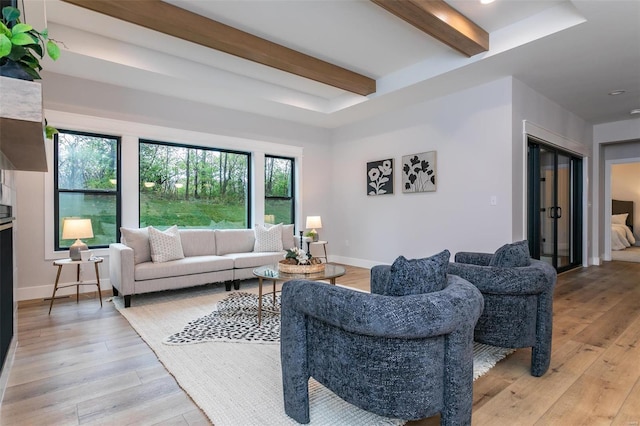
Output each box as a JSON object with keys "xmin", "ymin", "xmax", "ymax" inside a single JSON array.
[{"xmin": 612, "ymin": 213, "xmax": 628, "ymax": 225}]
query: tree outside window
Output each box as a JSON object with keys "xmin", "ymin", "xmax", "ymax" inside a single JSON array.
[
  {"xmin": 265, "ymin": 156, "xmax": 294, "ymax": 225},
  {"xmin": 139, "ymin": 141, "xmax": 250, "ymax": 229},
  {"xmin": 55, "ymin": 130, "xmax": 120, "ymax": 249}
]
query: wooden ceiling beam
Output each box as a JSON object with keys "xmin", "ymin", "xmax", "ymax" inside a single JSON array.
[
  {"xmin": 371, "ymin": 0, "xmax": 489, "ymax": 57},
  {"xmin": 60, "ymin": 0, "xmax": 376, "ymax": 96}
]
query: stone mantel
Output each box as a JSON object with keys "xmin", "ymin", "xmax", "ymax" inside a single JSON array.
[{"xmin": 0, "ymin": 76, "xmax": 48, "ymax": 172}]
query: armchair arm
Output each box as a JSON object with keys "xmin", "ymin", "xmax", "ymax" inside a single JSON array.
[
  {"xmin": 448, "ymin": 260, "xmax": 556, "ymax": 296},
  {"xmin": 109, "ymin": 243, "xmax": 135, "ymax": 296},
  {"xmin": 282, "ymin": 275, "xmax": 483, "ymax": 340},
  {"xmin": 454, "ymin": 251, "xmax": 493, "ymax": 266},
  {"xmin": 370, "ymin": 264, "xmax": 390, "ymax": 295}
]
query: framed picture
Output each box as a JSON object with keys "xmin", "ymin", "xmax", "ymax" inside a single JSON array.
[
  {"xmin": 367, "ymin": 159, "xmax": 393, "ymax": 196},
  {"xmin": 402, "ymin": 151, "xmax": 436, "ymax": 193}
]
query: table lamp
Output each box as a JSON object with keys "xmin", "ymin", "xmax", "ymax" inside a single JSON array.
[
  {"xmin": 305, "ymin": 216, "xmax": 322, "ymax": 242},
  {"xmin": 62, "ymin": 218, "xmax": 94, "ymax": 260}
]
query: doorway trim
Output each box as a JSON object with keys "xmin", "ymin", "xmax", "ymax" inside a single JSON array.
[
  {"xmin": 522, "ymin": 120, "xmax": 590, "ymax": 267},
  {"xmin": 603, "ymin": 156, "xmax": 640, "ymax": 260}
]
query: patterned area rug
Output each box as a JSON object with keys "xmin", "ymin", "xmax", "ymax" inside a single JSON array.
[
  {"xmin": 114, "ymin": 284, "xmax": 513, "ymax": 425},
  {"xmin": 162, "ymin": 291, "xmax": 513, "ymax": 381},
  {"xmin": 164, "ymin": 292, "xmax": 280, "ymax": 345}
]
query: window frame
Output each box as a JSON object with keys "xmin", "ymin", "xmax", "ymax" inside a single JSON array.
[
  {"xmin": 53, "ymin": 129, "xmax": 122, "ymax": 251},
  {"xmin": 264, "ymin": 154, "xmax": 295, "ymax": 226},
  {"xmin": 138, "ymin": 139, "xmax": 252, "ymax": 229}
]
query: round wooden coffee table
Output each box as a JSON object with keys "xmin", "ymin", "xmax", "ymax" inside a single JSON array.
[{"xmin": 252, "ymin": 263, "xmax": 346, "ymax": 325}]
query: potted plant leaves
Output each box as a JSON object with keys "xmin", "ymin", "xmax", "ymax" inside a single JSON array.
[{"xmin": 0, "ymin": 5, "xmax": 60, "ymax": 81}]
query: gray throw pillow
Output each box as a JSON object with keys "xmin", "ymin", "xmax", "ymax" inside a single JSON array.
[
  {"xmin": 120, "ymin": 226, "xmax": 151, "ymax": 264},
  {"xmin": 489, "ymin": 240, "xmax": 531, "ymax": 267},
  {"xmin": 387, "ymin": 249, "xmax": 450, "ymax": 296}
]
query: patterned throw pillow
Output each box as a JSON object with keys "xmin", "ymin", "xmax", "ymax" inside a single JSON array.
[
  {"xmin": 387, "ymin": 249, "xmax": 450, "ymax": 296},
  {"xmin": 148, "ymin": 225, "xmax": 185, "ymax": 263},
  {"xmin": 120, "ymin": 226, "xmax": 151, "ymax": 264},
  {"xmin": 489, "ymin": 240, "xmax": 531, "ymax": 267},
  {"xmin": 254, "ymin": 223, "xmax": 284, "ymax": 252},
  {"xmin": 265, "ymin": 223, "xmax": 295, "ymax": 250}
]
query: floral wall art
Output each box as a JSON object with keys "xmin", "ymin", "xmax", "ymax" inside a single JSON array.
[
  {"xmin": 367, "ymin": 159, "xmax": 393, "ymax": 196},
  {"xmin": 402, "ymin": 151, "xmax": 436, "ymax": 193}
]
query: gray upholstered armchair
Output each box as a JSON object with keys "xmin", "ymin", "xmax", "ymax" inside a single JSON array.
[
  {"xmin": 280, "ymin": 251, "xmax": 484, "ymax": 425},
  {"xmin": 448, "ymin": 241, "xmax": 557, "ymax": 377}
]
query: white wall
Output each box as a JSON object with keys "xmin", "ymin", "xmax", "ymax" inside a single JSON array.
[
  {"xmin": 611, "ymin": 162, "xmax": 640, "ymax": 239},
  {"xmin": 14, "ymin": 73, "xmax": 334, "ymax": 301},
  {"xmin": 329, "ymin": 78, "xmax": 514, "ymax": 267},
  {"xmin": 511, "ymin": 78, "xmax": 593, "ymax": 264},
  {"xmin": 327, "ymin": 77, "xmax": 594, "ymax": 268}
]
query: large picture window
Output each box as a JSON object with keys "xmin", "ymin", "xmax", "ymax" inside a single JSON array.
[
  {"xmin": 139, "ymin": 140, "xmax": 251, "ymax": 229},
  {"xmin": 264, "ymin": 155, "xmax": 295, "ymax": 225},
  {"xmin": 54, "ymin": 130, "xmax": 120, "ymax": 250}
]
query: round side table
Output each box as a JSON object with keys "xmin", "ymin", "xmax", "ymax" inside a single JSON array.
[{"xmin": 49, "ymin": 257, "xmax": 104, "ymax": 314}]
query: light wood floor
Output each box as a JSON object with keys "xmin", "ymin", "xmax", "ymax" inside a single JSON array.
[{"xmin": 1, "ymin": 261, "xmax": 639, "ymax": 425}]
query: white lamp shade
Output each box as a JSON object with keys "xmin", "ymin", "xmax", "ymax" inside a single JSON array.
[
  {"xmin": 306, "ymin": 216, "xmax": 322, "ymax": 229},
  {"xmin": 62, "ymin": 218, "xmax": 94, "ymax": 240}
]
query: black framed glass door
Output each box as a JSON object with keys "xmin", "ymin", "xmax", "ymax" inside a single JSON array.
[{"xmin": 528, "ymin": 138, "xmax": 583, "ymax": 272}]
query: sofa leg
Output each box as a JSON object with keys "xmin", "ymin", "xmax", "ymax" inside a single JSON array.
[
  {"xmin": 225, "ymin": 281, "xmax": 232, "ymax": 291},
  {"xmin": 233, "ymin": 280, "xmax": 240, "ymax": 290},
  {"xmin": 112, "ymin": 286, "xmax": 119, "ymax": 297},
  {"xmin": 124, "ymin": 295, "xmax": 131, "ymax": 308}
]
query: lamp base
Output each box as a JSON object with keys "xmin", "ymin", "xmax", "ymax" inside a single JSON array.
[{"xmin": 69, "ymin": 239, "xmax": 88, "ymax": 261}]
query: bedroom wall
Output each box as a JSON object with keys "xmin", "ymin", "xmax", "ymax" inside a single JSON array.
[
  {"xmin": 611, "ymin": 162, "xmax": 640, "ymax": 240},
  {"xmin": 14, "ymin": 73, "xmax": 333, "ymax": 301},
  {"xmin": 328, "ymin": 78, "xmax": 513, "ymax": 267}
]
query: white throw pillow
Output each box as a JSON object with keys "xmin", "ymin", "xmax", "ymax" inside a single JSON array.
[
  {"xmin": 254, "ymin": 223, "xmax": 283, "ymax": 252},
  {"xmin": 148, "ymin": 225, "xmax": 185, "ymax": 263},
  {"xmin": 281, "ymin": 224, "xmax": 295, "ymax": 250},
  {"xmin": 265, "ymin": 222, "xmax": 295, "ymax": 250},
  {"xmin": 612, "ymin": 213, "xmax": 628, "ymax": 225},
  {"xmin": 120, "ymin": 226, "xmax": 151, "ymax": 264}
]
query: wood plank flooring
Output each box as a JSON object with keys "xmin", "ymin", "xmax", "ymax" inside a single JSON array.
[{"xmin": 1, "ymin": 261, "xmax": 639, "ymax": 425}]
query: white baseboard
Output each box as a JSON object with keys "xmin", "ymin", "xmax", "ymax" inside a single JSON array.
[
  {"xmin": 17, "ymin": 278, "xmax": 112, "ymax": 302},
  {"xmin": 590, "ymin": 256, "xmax": 602, "ymax": 265},
  {"xmin": 329, "ymin": 255, "xmax": 385, "ymax": 270}
]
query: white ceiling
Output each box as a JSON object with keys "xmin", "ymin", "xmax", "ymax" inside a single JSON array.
[{"xmin": 32, "ymin": 0, "xmax": 640, "ymax": 128}]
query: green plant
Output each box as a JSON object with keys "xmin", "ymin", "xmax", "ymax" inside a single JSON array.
[{"xmin": 0, "ymin": 6, "xmax": 60, "ymax": 80}]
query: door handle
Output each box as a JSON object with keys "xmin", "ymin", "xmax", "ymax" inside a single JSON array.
[{"xmin": 556, "ymin": 206, "xmax": 562, "ymax": 218}]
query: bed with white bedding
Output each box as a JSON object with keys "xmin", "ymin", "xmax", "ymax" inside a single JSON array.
[{"xmin": 611, "ymin": 200, "xmax": 636, "ymax": 251}]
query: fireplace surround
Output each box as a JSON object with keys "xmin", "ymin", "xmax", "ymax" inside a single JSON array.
[{"xmin": 0, "ymin": 204, "xmax": 14, "ymax": 373}]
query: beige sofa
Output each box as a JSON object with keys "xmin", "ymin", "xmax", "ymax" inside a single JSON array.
[{"xmin": 109, "ymin": 227, "xmax": 293, "ymax": 307}]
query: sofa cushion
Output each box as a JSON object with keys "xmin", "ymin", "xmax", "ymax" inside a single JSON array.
[
  {"xmin": 489, "ymin": 240, "xmax": 531, "ymax": 268},
  {"xmin": 120, "ymin": 226, "xmax": 151, "ymax": 265},
  {"xmin": 254, "ymin": 223, "xmax": 283, "ymax": 252},
  {"xmin": 387, "ymin": 250, "xmax": 450, "ymax": 296},
  {"xmin": 179, "ymin": 229, "xmax": 216, "ymax": 257},
  {"xmin": 266, "ymin": 223, "xmax": 295, "ymax": 250},
  {"xmin": 135, "ymin": 255, "xmax": 234, "ymax": 281},
  {"xmin": 149, "ymin": 225, "xmax": 185, "ymax": 263},
  {"xmin": 223, "ymin": 251, "xmax": 284, "ymax": 269},
  {"xmin": 215, "ymin": 229, "xmax": 256, "ymax": 255}
]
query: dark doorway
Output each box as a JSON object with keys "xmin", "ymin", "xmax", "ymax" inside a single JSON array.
[{"xmin": 528, "ymin": 138, "xmax": 583, "ymax": 272}]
